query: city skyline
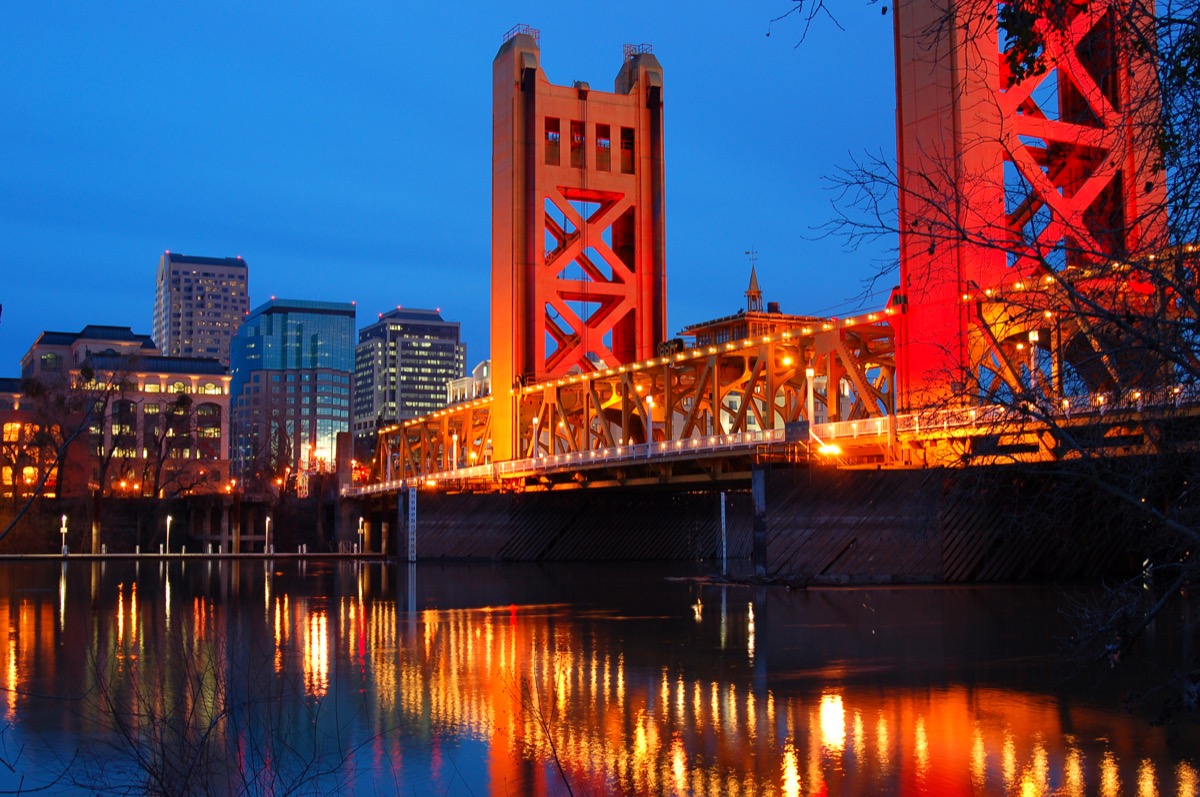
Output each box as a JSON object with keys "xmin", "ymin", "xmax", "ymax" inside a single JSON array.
[{"xmin": 0, "ymin": 3, "xmax": 898, "ymax": 377}]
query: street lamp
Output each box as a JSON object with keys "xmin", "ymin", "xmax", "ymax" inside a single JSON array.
[
  {"xmin": 60, "ymin": 514, "xmax": 68, "ymax": 556},
  {"xmin": 165, "ymin": 514, "xmax": 173, "ymax": 555},
  {"xmin": 358, "ymin": 516, "xmax": 365, "ymax": 553},
  {"xmin": 805, "ymin": 367, "xmax": 817, "ymax": 439},
  {"xmin": 645, "ymin": 396, "xmax": 656, "ymax": 451},
  {"xmin": 265, "ymin": 516, "xmax": 272, "ymax": 554}
]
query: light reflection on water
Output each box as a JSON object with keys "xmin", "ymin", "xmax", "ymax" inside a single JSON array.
[{"xmin": 0, "ymin": 560, "xmax": 1193, "ymax": 795}]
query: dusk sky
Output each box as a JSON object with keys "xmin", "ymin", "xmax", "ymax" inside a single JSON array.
[{"xmin": 0, "ymin": 2, "xmax": 897, "ymax": 375}]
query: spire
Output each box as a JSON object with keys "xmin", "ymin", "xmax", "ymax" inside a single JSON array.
[{"xmin": 745, "ymin": 249, "xmax": 763, "ymax": 312}]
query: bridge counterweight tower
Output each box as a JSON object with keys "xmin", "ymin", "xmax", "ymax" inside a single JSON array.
[{"xmin": 491, "ymin": 29, "xmax": 667, "ymax": 462}]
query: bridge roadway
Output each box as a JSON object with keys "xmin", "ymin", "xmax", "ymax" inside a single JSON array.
[{"xmin": 348, "ymin": 383, "xmax": 1200, "ymax": 497}]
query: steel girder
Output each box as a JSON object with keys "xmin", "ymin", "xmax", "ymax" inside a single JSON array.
[{"xmin": 371, "ymin": 320, "xmax": 896, "ymax": 486}]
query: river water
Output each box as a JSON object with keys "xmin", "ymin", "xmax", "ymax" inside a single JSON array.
[{"xmin": 0, "ymin": 558, "xmax": 1194, "ymax": 795}]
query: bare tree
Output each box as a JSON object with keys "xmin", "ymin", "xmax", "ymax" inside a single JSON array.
[{"xmin": 781, "ymin": 0, "xmax": 1200, "ymax": 714}]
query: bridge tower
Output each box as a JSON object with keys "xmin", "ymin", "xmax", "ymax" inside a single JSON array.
[
  {"xmin": 892, "ymin": 1, "xmax": 1167, "ymax": 410},
  {"xmin": 491, "ymin": 27, "xmax": 667, "ymax": 461}
]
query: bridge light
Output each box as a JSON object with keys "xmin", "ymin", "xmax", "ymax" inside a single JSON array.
[
  {"xmin": 782, "ymin": 356, "xmax": 794, "ymax": 367},
  {"xmin": 1014, "ymin": 281, "xmax": 1025, "ymax": 290},
  {"xmin": 817, "ymin": 443, "xmax": 842, "ymax": 456}
]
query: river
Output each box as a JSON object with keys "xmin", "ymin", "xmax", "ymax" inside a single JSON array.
[{"xmin": 0, "ymin": 558, "xmax": 1193, "ymax": 795}]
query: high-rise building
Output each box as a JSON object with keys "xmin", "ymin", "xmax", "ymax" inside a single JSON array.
[
  {"xmin": 229, "ymin": 298, "xmax": 355, "ymax": 490},
  {"xmin": 153, "ymin": 252, "xmax": 250, "ymax": 367},
  {"xmin": 352, "ymin": 307, "xmax": 466, "ymax": 457}
]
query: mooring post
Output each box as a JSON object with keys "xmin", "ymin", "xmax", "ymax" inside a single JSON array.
[
  {"xmin": 752, "ymin": 465, "xmax": 767, "ymax": 577},
  {"xmin": 719, "ymin": 491, "xmax": 728, "ymax": 576},
  {"xmin": 406, "ymin": 486, "xmax": 417, "ymax": 563}
]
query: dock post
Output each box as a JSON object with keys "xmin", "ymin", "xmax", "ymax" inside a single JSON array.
[{"xmin": 752, "ymin": 465, "xmax": 767, "ymax": 577}]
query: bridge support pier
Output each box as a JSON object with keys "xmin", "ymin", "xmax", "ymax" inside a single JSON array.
[{"xmin": 752, "ymin": 466, "xmax": 767, "ymax": 577}]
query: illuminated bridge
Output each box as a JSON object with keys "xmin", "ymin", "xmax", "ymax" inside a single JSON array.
[{"xmin": 346, "ymin": 8, "xmax": 1199, "ymax": 507}]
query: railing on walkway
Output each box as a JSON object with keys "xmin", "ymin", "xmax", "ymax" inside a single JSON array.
[
  {"xmin": 348, "ymin": 385, "xmax": 1200, "ymax": 496},
  {"xmin": 351, "ymin": 428, "xmax": 790, "ymax": 495}
]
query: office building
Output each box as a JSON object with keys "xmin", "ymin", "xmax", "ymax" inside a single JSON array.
[
  {"xmin": 16, "ymin": 325, "xmax": 231, "ymax": 497},
  {"xmin": 353, "ymin": 307, "xmax": 466, "ymax": 457},
  {"xmin": 153, "ymin": 252, "xmax": 250, "ymax": 367},
  {"xmin": 230, "ymin": 298, "xmax": 355, "ymax": 490}
]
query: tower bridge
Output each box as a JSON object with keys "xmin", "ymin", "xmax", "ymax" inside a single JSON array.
[{"xmin": 347, "ymin": 6, "xmax": 1200, "ymax": 504}]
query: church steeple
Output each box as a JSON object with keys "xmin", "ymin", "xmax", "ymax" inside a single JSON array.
[{"xmin": 745, "ymin": 249, "xmax": 763, "ymax": 312}]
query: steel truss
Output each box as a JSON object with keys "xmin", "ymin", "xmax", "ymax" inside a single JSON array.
[{"xmin": 371, "ymin": 319, "xmax": 896, "ymax": 489}]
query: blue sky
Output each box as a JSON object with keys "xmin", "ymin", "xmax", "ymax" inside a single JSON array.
[{"xmin": 0, "ymin": 2, "xmax": 897, "ymax": 375}]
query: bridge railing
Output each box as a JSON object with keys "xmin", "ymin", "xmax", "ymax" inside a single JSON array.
[
  {"xmin": 350, "ymin": 385, "xmax": 1200, "ymax": 496},
  {"xmin": 348, "ymin": 428, "xmax": 791, "ymax": 495}
]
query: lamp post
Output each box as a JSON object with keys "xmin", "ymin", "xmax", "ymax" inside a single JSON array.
[
  {"xmin": 1028, "ymin": 330, "xmax": 1040, "ymax": 389},
  {"xmin": 645, "ymin": 396, "xmax": 655, "ymax": 457},
  {"xmin": 358, "ymin": 516, "xmax": 365, "ymax": 553},
  {"xmin": 805, "ymin": 367, "xmax": 816, "ymax": 440},
  {"xmin": 165, "ymin": 514, "xmax": 172, "ymax": 556},
  {"xmin": 531, "ymin": 416, "xmax": 540, "ymax": 457},
  {"xmin": 451, "ymin": 432, "xmax": 459, "ymax": 470},
  {"xmin": 265, "ymin": 516, "xmax": 272, "ymax": 554},
  {"xmin": 60, "ymin": 514, "xmax": 68, "ymax": 556}
]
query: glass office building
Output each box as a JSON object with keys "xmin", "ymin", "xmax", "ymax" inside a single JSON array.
[{"xmin": 229, "ymin": 299, "xmax": 355, "ymax": 487}]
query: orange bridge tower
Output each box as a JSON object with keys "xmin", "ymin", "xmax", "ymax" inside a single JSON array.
[
  {"xmin": 491, "ymin": 26, "xmax": 667, "ymax": 461},
  {"xmin": 892, "ymin": 1, "xmax": 1167, "ymax": 410}
]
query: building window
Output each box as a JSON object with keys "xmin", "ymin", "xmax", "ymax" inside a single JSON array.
[
  {"xmin": 620, "ymin": 127, "xmax": 635, "ymax": 174},
  {"xmin": 596, "ymin": 124, "xmax": 611, "ymax": 171},
  {"xmin": 545, "ymin": 117, "xmax": 560, "ymax": 165},
  {"xmin": 570, "ymin": 120, "xmax": 585, "ymax": 168}
]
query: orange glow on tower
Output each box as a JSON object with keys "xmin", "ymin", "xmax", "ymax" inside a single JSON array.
[
  {"xmin": 892, "ymin": 1, "xmax": 1167, "ymax": 409},
  {"xmin": 491, "ymin": 27, "xmax": 666, "ymax": 460}
]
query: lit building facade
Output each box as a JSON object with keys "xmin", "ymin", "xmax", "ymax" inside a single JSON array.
[
  {"xmin": 447, "ymin": 360, "xmax": 491, "ymax": 405},
  {"xmin": 153, "ymin": 252, "xmax": 250, "ymax": 367},
  {"xmin": 230, "ymin": 298, "xmax": 355, "ymax": 489},
  {"xmin": 15, "ymin": 326, "xmax": 231, "ymax": 497},
  {"xmin": 352, "ymin": 308, "xmax": 465, "ymax": 457}
]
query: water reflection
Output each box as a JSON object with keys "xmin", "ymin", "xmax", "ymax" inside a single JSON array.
[{"xmin": 0, "ymin": 560, "xmax": 1193, "ymax": 795}]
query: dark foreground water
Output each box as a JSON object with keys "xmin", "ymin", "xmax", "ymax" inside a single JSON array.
[{"xmin": 0, "ymin": 559, "xmax": 1194, "ymax": 795}]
